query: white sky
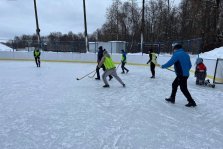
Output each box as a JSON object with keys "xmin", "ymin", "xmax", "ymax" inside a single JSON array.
[{"xmin": 0, "ymin": 0, "xmax": 181, "ymax": 40}]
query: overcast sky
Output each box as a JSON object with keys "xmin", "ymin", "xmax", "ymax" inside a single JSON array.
[{"xmin": 0, "ymin": 0, "xmax": 181, "ymax": 40}]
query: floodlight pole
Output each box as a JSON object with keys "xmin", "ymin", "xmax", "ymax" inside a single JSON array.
[
  {"xmin": 33, "ymin": 0, "xmax": 41, "ymax": 47},
  {"xmin": 83, "ymin": 0, "xmax": 89, "ymax": 52},
  {"xmin": 140, "ymin": 0, "xmax": 145, "ymax": 55}
]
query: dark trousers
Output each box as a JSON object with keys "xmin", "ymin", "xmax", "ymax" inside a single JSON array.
[
  {"xmin": 171, "ymin": 76, "xmax": 194, "ymax": 103},
  {"xmin": 96, "ymin": 64, "xmax": 112, "ymax": 79},
  {"xmin": 121, "ymin": 62, "xmax": 129, "ymax": 73},
  {"xmin": 35, "ymin": 57, "xmax": 40, "ymax": 67},
  {"xmin": 150, "ymin": 62, "xmax": 155, "ymax": 76}
]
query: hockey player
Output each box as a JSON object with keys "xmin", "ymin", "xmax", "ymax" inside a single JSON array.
[
  {"xmin": 95, "ymin": 46, "xmax": 113, "ymax": 81},
  {"xmin": 146, "ymin": 48, "xmax": 157, "ymax": 78},
  {"xmin": 195, "ymin": 58, "xmax": 207, "ymax": 85},
  {"xmin": 33, "ymin": 47, "xmax": 41, "ymax": 67},
  {"xmin": 161, "ymin": 43, "xmax": 197, "ymax": 107},
  {"xmin": 121, "ymin": 49, "xmax": 129, "ymax": 74},
  {"xmin": 97, "ymin": 50, "xmax": 125, "ymax": 88}
]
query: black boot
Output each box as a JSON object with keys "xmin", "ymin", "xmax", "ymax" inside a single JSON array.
[
  {"xmin": 95, "ymin": 77, "xmax": 100, "ymax": 80},
  {"xmin": 103, "ymin": 84, "xmax": 110, "ymax": 88},
  {"xmin": 165, "ymin": 97, "xmax": 175, "ymax": 104},
  {"xmin": 185, "ymin": 101, "xmax": 197, "ymax": 107},
  {"xmin": 109, "ymin": 76, "xmax": 113, "ymax": 81}
]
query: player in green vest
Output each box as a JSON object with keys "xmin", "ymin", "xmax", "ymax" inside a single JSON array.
[
  {"xmin": 97, "ymin": 50, "xmax": 125, "ymax": 88},
  {"xmin": 146, "ymin": 48, "xmax": 157, "ymax": 78},
  {"xmin": 33, "ymin": 47, "xmax": 41, "ymax": 67},
  {"xmin": 121, "ymin": 49, "xmax": 129, "ymax": 74}
]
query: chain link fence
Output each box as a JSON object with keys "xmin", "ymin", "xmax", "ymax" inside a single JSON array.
[{"xmin": 2, "ymin": 38, "xmax": 220, "ymax": 55}]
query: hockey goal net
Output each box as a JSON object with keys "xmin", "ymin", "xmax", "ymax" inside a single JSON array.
[{"xmin": 213, "ymin": 58, "xmax": 223, "ymax": 84}]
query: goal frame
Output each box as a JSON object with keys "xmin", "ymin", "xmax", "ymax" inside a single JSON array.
[{"xmin": 213, "ymin": 58, "xmax": 223, "ymax": 84}]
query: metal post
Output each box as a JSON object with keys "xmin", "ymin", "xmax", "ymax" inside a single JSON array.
[
  {"xmin": 140, "ymin": 0, "xmax": 145, "ymax": 55},
  {"xmin": 83, "ymin": 0, "xmax": 89, "ymax": 52},
  {"xmin": 33, "ymin": 0, "xmax": 41, "ymax": 48}
]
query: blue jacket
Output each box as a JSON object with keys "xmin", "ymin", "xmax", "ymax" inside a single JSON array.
[{"xmin": 162, "ymin": 49, "xmax": 192, "ymax": 77}]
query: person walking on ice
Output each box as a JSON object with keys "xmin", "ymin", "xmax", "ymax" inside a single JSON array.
[
  {"xmin": 34, "ymin": 47, "xmax": 41, "ymax": 67},
  {"xmin": 97, "ymin": 50, "xmax": 125, "ymax": 88},
  {"xmin": 146, "ymin": 48, "xmax": 157, "ymax": 78},
  {"xmin": 121, "ymin": 49, "xmax": 129, "ymax": 74},
  {"xmin": 161, "ymin": 43, "xmax": 197, "ymax": 107}
]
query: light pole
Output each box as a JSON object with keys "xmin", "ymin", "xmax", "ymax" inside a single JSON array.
[
  {"xmin": 33, "ymin": 0, "xmax": 41, "ymax": 48},
  {"xmin": 83, "ymin": 0, "xmax": 89, "ymax": 52},
  {"xmin": 140, "ymin": 0, "xmax": 145, "ymax": 55}
]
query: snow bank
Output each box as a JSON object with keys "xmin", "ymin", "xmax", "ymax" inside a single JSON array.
[
  {"xmin": 199, "ymin": 46, "xmax": 223, "ymax": 59},
  {"xmin": 0, "ymin": 43, "xmax": 13, "ymax": 51}
]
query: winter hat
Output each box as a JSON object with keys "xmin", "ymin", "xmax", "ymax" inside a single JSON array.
[
  {"xmin": 195, "ymin": 58, "xmax": 203, "ymax": 65},
  {"xmin": 98, "ymin": 46, "xmax": 103, "ymax": 50},
  {"xmin": 172, "ymin": 43, "xmax": 182, "ymax": 50}
]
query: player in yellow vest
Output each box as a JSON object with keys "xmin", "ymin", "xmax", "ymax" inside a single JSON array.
[
  {"xmin": 97, "ymin": 50, "xmax": 125, "ymax": 88},
  {"xmin": 146, "ymin": 49, "xmax": 157, "ymax": 78},
  {"xmin": 33, "ymin": 48, "xmax": 41, "ymax": 67}
]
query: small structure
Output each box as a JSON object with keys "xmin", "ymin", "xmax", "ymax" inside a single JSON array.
[{"xmin": 89, "ymin": 41, "xmax": 126, "ymax": 54}]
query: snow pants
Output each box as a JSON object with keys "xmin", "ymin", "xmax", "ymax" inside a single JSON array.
[
  {"xmin": 121, "ymin": 62, "xmax": 129, "ymax": 73},
  {"xmin": 170, "ymin": 76, "xmax": 195, "ymax": 103},
  {"xmin": 96, "ymin": 64, "xmax": 112, "ymax": 79},
  {"xmin": 150, "ymin": 62, "xmax": 155, "ymax": 77},
  {"xmin": 102, "ymin": 68, "xmax": 124, "ymax": 86},
  {"xmin": 35, "ymin": 57, "xmax": 40, "ymax": 67}
]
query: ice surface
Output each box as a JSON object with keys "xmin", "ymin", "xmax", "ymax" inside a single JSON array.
[{"xmin": 0, "ymin": 61, "xmax": 223, "ymax": 149}]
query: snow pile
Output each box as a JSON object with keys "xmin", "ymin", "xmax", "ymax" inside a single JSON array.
[
  {"xmin": 199, "ymin": 46, "xmax": 223, "ymax": 59},
  {"xmin": 0, "ymin": 43, "xmax": 13, "ymax": 51}
]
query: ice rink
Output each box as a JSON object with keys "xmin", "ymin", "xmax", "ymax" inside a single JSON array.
[{"xmin": 0, "ymin": 60, "xmax": 223, "ymax": 149}]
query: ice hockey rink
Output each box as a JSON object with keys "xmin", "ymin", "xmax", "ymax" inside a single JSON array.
[{"xmin": 0, "ymin": 60, "xmax": 223, "ymax": 149}]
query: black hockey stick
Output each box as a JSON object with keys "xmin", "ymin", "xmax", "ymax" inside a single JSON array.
[
  {"xmin": 116, "ymin": 63, "xmax": 121, "ymax": 69},
  {"xmin": 88, "ymin": 71, "xmax": 97, "ymax": 78},
  {"xmin": 157, "ymin": 64, "xmax": 175, "ymax": 72},
  {"xmin": 166, "ymin": 68, "xmax": 175, "ymax": 72},
  {"xmin": 76, "ymin": 70, "xmax": 96, "ymax": 80}
]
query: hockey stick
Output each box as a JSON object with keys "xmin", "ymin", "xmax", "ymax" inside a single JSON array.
[
  {"xmin": 116, "ymin": 63, "xmax": 121, "ymax": 69},
  {"xmin": 88, "ymin": 71, "xmax": 97, "ymax": 78},
  {"xmin": 166, "ymin": 68, "xmax": 175, "ymax": 72},
  {"xmin": 76, "ymin": 70, "xmax": 96, "ymax": 80},
  {"xmin": 157, "ymin": 64, "xmax": 175, "ymax": 72}
]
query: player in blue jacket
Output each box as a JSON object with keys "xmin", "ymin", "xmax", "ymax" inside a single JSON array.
[{"xmin": 161, "ymin": 43, "xmax": 196, "ymax": 107}]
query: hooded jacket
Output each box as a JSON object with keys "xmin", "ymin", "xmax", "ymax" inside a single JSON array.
[{"xmin": 162, "ymin": 49, "xmax": 192, "ymax": 77}]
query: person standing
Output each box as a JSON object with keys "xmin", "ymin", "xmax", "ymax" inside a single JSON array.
[
  {"xmin": 161, "ymin": 43, "xmax": 197, "ymax": 107},
  {"xmin": 121, "ymin": 49, "xmax": 129, "ymax": 74},
  {"xmin": 146, "ymin": 48, "xmax": 157, "ymax": 78},
  {"xmin": 95, "ymin": 46, "xmax": 113, "ymax": 81},
  {"xmin": 97, "ymin": 50, "xmax": 125, "ymax": 88},
  {"xmin": 34, "ymin": 47, "xmax": 41, "ymax": 67}
]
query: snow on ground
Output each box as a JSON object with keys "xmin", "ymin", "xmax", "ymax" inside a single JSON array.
[
  {"xmin": 200, "ymin": 46, "xmax": 223, "ymax": 59},
  {"xmin": 0, "ymin": 43, "xmax": 12, "ymax": 51},
  {"xmin": 0, "ymin": 61, "xmax": 223, "ymax": 149}
]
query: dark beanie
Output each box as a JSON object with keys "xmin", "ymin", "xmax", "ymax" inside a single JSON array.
[
  {"xmin": 98, "ymin": 46, "xmax": 103, "ymax": 50},
  {"xmin": 173, "ymin": 44, "xmax": 182, "ymax": 50}
]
